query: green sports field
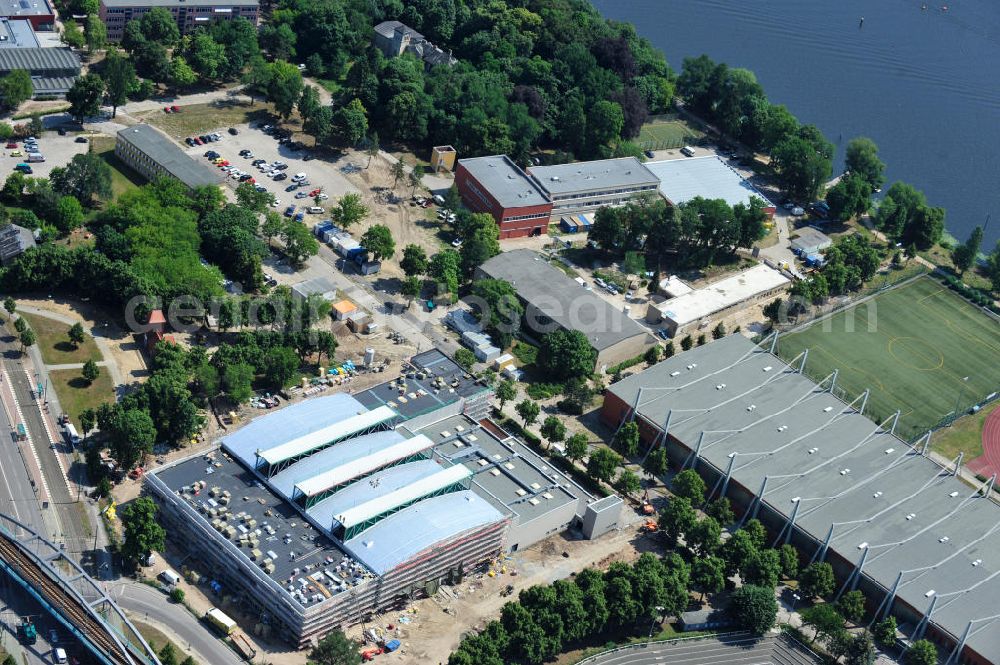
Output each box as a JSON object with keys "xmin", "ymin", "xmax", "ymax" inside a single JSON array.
[
  {"xmin": 637, "ymin": 117, "xmax": 703, "ymax": 150},
  {"xmin": 775, "ymin": 277, "xmax": 1000, "ymax": 442}
]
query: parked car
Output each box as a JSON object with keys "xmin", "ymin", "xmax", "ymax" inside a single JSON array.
[
  {"xmin": 273, "ymin": 173, "xmax": 288, "ymax": 181},
  {"xmin": 251, "ymin": 158, "xmax": 265, "ymax": 166},
  {"xmin": 307, "ymin": 206, "xmax": 323, "ymax": 214},
  {"xmin": 316, "ymin": 193, "xmax": 328, "ymax": 201},
  {"xmin": 163, "ymin": 106, "xmax": 172, "ymax": 113},
  {"xmin": 74, "ymin": 136, "xmax": 87, "ymax": 144},
  {"xmin": 228, "ymin": 127, "xmax": 239, "ymax": 135},
  {"xmin": 286, "ymin": 184, "xmax": 300, "ymax": 192},
  {"xmin": 14, "ymin": 164, "xmax": 32, "ymax": 173},
  {"xmin": 284, "ymin": 205, "xmax": 295, "ymax": 217},
  {"xmin": 254, "ymin": 185, "xmax": 267, "ymax": 192},
  {"xmin": 272, "ymin": 163, "xmax": 288, "ymax": 171},
  {"xmin": 170, "ymin": 105, "xmax": 181, "ymax": 113},
  {"xmin": 9, "ymin": 150, "xmax": 21, "ymax": 157},
  {"xmin": 295, "ymin": 191, "xmax": 308, "ymax": 198},
  {"xmin": 644, "ymin": 150, "xmax": 655, "ymax": 158},
  {"xmin": 4, "ymin": 142, "xmax": 15, "ymax": 148},
  {"xmin": 294, "ymin": 212, "xmax": 305, "ymax": 222}
]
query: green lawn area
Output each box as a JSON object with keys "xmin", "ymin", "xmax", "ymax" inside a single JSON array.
[
  {"xmin": 138, "ymin": 101, "xmax": 276, "ymax": 139},
  {"xmin": 19, "ymin": 312, "xmax": 102, "ymax": 365},
  {"xmin": 48, "ymin": 368, "xmax": 115, "ymax": 427},
  {"xmin": 775, "ymin": 276, "xmax": 1000, "ymax": 441},
  {"xmin": 90, "ymin": 135, "xmax": 143, "ymax": 199},
  {"xmin": 637, "ymin": 116, "xmax": 704, "ymax": 150},
  {"xmin": 931, "ymin": 401, "xmax": 1000, "ymax": 462}
]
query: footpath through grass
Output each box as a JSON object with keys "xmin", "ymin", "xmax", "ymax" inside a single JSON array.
[
  {"xmin": 776, "ymin": 276, "xmax": 1000, "ymax": 441},
  {"xmin": 19, "ymin": 312, "xmax": 101, "ymax": 365}
]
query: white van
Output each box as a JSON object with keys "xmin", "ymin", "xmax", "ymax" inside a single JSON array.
[
  {"xmin": 53, "ymin": 648, "xmax": 67, "ymax": 664},
  {"xmin": 159, "ymin": 569, "xmax": 181, "ymax": 586},
  {"xmin": 292, "ymin": 172, "xmax": 307, "ymax": 181},
  {"xmin": 63, "ymin": 423, "xmax": 80, "ymax": 447},
  {"xmin": 307, "ymin": 206, "xmax": 323, "ymax": 214},
  {"xmin": 432, "ymin": 194, "xmax": 445, "ymax": 206},
  {"xmin": 27, "ymin": 153, "xmax": 45, "ymax": 162},
  {"xmin": 680, "ymin": 146, "xmax": 696, "ymax": 157}
]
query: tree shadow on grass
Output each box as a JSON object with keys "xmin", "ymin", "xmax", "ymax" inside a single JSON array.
[
  {"xmin": 54, "ymin": 341, "xmax": 78, "ymax": 353},
  {"xmin": 67, "ymin": 377, "xmax": 92, "ymax": 389}
]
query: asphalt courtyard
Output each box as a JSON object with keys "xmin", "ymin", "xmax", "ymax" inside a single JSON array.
[{"xmin": 581, "ymin": 633, "xmax": 821, "ymax": 665}]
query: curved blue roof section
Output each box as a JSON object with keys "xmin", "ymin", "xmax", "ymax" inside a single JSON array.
[
  {"xmin": 269, "ymin": 430, "xmax": 405, "ymax": 499},
  {"xmin": 344, "ymin": 491, "xmax": 506, "ymax": 575},
  {"xmin": 306, "ymin": 459, "xmax": 448, "ymax": 531},
  {"xmin": 222, "ymin": 393, "xmax": 366, "ymax": 467}
]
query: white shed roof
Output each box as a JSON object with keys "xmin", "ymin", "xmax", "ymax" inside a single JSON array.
[
  {"xmin": 335, "ymin": 464, "xmax": 473, "ymax": 530},
  {"xmin": 654, "ymin": 264, "xmax": 789, "ymax": 327},
  {"xmin": 258, "ymin": 405, "xmax": 396, "ymax": 467},
  {"xmin": 293, "ymin": 434, "xmax": 434, "ymax": 498}
]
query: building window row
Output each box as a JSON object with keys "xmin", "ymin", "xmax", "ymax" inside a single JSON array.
[
  {"xmin": 502, "ymin": 211, "xmax": 549, "ymax": 222},
  {"xmin": 550, "ymin": 184, "xmax": 658, "ymax": 201},
  {"xmin": 461, "ymin": 178, "xmax": 492, "ymax": 210}
]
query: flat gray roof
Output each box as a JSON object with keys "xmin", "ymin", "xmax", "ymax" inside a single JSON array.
[
  {"xmin": 645, "ymin": 156, "xmax": 774, "ymax": 209},
  {"xmin": 477, "ymin": 250, "xmax": 652, "ymax": 352},
  {"xmin": 789, "ymin": 226, "xmax": 832, "ymax": 252},
  {"xmin": 0, "ymin": 46, "xmax": 77, "ymax": 73},
  {"xmin": 528, "ymin": 157, "xmax": 659, "ymax": 196},
  {"xmin": 405, "ymin": 413, "xmax": 590, "ymax": 525},
  {"xmin": 458, "ymin": 155, "xmax": 549, "ymax": 208},
  {"xmin": 0, "ymin": 0, "xmax": 51, "ymax": 18},
  {"xmin": 116, "ymin": 124, "xmax": 223, "ymax": 190},
  {"xmin": 0, "ymin": 19, "xmax": 38, "ymax": 48},
  {"xmin": 152, "ymin": 450, "xmax": 373, "ymax": 604},
  {"xmin": 607, "ymin": 334, "xmax": 1000, "ymax": 658},
  {"xmin": 102, "ymin": 0, "xmax": 258, "ymax": 6}
]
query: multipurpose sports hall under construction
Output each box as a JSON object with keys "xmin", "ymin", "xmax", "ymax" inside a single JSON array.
[
  {"xmin": 146, "ymin": 350, "xmax": 622, "ymax": 646},
  {"xmin": 601, "ymin": 334, "xmax": 999, "ymax": 665}
]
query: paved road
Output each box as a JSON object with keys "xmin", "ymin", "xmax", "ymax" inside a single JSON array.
[
  {"xmin": 583, "ymin": 634, "xmax": 820, "ymax": 665},
  {"xmin": 107, "ymin": 582, "xmax": 244, "ymax": 665}
]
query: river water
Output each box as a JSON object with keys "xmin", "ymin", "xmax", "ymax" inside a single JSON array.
[{"xmin": 589, "ymin": 0, "xmax": 1000, "ymax": 246}]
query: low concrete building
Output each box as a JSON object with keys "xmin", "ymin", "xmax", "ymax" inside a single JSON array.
[
  {"xmin": 0, "ymin": 0, "xmax": 54, "ymax": 29},
  {"xmin": 0, "ymin": 223, "xmax": 34, "ymax": 264},
  {"xmin": 476, "ymin": 250, "xmax": 656, "ymax": 371},
  {"xmin": 646, "ymin": 263, "xmax": 789, "ymax": 338},
  {"xmin": 291, "ymin": 276, "xmax": 338, "ymax": 303},
  {"xmin": 99, "ymin": 0, "xmax": 259, "ymax": 42},
  {"xmin": 645, "ymin": 155, "xmax": 777, "ymax": 218},
  {"xmin": 790, "ymin": 226, "xmax": 833, "ymax": 256},
  {"xmin": 527, "ymin": 157, "xmax": 660, "ymax": 216},
  {"xmin": 115, "ymin": 124, "xmax": 224, "ymax": 190}
]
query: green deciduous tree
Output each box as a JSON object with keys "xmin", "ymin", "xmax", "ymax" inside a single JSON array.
[
  {"xmin": 743, "ymin": 548, "xmax": 782, "ymax": 589},
  {"xmin": 85, "ymin": 14, "xmax": 107, "ymax": 53},
  {"xmin": 400, "ymin": 244, "xmax": 428, "ymax": 277},
  {"xmin": 515, "ymin": 398, "xmax": 539, "ymax": 428},
  {"xmin": 705, "ymin": 497, "xmax": 735, "ymax": 525},
  {"xmin": 54, "ymin": 196, "xmax": 84, "ymax": 234},
  {"xmin": 730, "ymin": 584, "xmax": 778, "ymax": 635},
  {"xmin": 539, "ymin": 416, "xmax": 566, "ymax": 448},
  {"xmin": 614, "ymin": 468, "xmax": 641, "ymax": 495},
  {"xmin": 801, "ymin": 603, "xmax": 845, "ymax": 643},
  {"xmin": 691, "ymin": 556, "xmax": 726, "ymax": 600},
  {"xmin": 657, "ymin": 495, "xmax": 696, "ymax": 547},
  {"xmin": 0, "ymin": 70, "xmax": 32, "ymax": 111},
  {"xmin": 779, "ymin": 543, "xmax": 799, "ymax": 579},
  {"xmin": 903, "ymin": 640, "xmax": 937, "ymax": 665},
  {"xmin": 720, "ymin": 529, "xmax": 757, "ymax": 577},
  {"xmin": 222, "ymin": 363, "xmax": 254, "ymax": 403},
  {"xmin": 873, "ymin": 616, "xmax": 897, "ymax": 648},
  {"xmin": 281, "ymin": 218, "xmax": 319, "ymax": 266},
  {"xmin": 330, "ymin": 193, "xmax": 369, "ymax": 229},
  {"xmin": 537, "ymin": 330, "xmax": 595, "ymax": 382},
  {"xmin": 453, "ymin": 348, "xmax": 475, "ymax": 371},
  {"xmin": 266, "ymin": 60, "xmax": 303, "ymax": 119},
  {"xmin": 826, "ymin": 173, "xmax": 873, "ymax": 222},
  {"xmin": 308, "ymin": 629, "xmax": 361, "ymax": 665},
  {"xmin": 68, "ymin": 322, "xmax": 85, "ymax": 347},
  {"xmin": 19, "ymin": 328, "xmax": 34, "ymax": 353},
  {"xmin": 360, "ymin": 224, "xmax": 395, "ymax": 262},
  {"xmin": 51, "ymin": 152, "xmax": 113, "ymax": 203},
  {"xmin": 169, "ymin": 56, "xmax": 197, "ymax": 88},
  {"xmin": 66, "ymin": 74, "xmax": 105, "ymax": 122},
  {"xmin": 333, "ymin": 98, "xmax": 369, "ymax": 146},
  {"xmin": 587, "ymin": 447, "xmax": 622, "ymax": 485},
  {"xmin": 642, "ymin": 446, "xmax": 668, "ymax": 477},
  {"xmin": 800, "ymin": 561, "xmax": 836, "ymax": 600},
  {"xmin": 82, "ymin": 359, "xmax": 100, "ymax": 384},
  {"xmin": 837, "ymin": 589, "xmax": 866, "ymax": 624},
  {"xmin": 671, "ymin": 469, "xmax": 706, "ymax": 504},
  {"xmin": 120, "ymin": 496, "xmax": 165, "ymax": 567},
  {"xmin": 564, "ymin": 432, "xmax": 588, "ymax": 462},
  {"xmin": 612, "ymin": 421, "xmax": 640, "ymax": 457},
  {"xmin": 470, "ymin": 278, "xmax": 523, "ymax": 348},
  {"xmin": 687, "ymin": 516, "xmax": 722, "ymax": 556},
  {"xmin": 845, "ymin": 137, "xmax": 885, "ymax": 191},
  {"xmin": 952, "ymin": 225, "xmax": 983, "ymax": 276}
]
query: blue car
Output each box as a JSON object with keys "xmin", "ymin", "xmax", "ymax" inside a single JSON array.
[
  {"xmin": 284, "ymin": 205, "xmax": 295, "ymax": 217},
  {"xmin": 294, "ymin": 212, "xmax": 305, "ymax": 222}
]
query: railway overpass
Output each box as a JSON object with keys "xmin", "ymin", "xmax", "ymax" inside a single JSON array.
[{"xmin": 0, "ymin": 512, "xmax": 161, "ymax": 665}]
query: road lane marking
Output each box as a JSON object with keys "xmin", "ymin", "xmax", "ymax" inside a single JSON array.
[
  {"xmin": 22, "ymin": 369, "xmax": 71, "ymax": 497},
  {"xmin": 1, "ymin": 367, "xmax": 50, "ymax": 501}
]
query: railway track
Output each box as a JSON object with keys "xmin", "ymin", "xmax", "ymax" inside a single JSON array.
[{"xmin": 0, "ymin": 534, "xmax": 133, "ymax": 665}]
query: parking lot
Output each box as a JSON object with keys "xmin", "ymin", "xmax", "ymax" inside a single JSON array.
[
  {"xmin": 0, "ymin": 132, "xmax": 90, "ymax": 178},
  {"xmin": 180, "ymin": 121, "xmax": 359, "ymax": 213}
]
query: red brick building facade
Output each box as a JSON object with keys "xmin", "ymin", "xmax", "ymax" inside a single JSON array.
[{"xmin": 454, "ymin": 156, "xmax": 553, "ymax": 239}]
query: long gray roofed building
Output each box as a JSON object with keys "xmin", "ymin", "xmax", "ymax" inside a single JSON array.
[
  {"xmin": 0, "ymin": 46, "xmax": 79, "ymax": 96},
  {"xmin": 146, "ymin": 350, "xmax": 615, "ymax": 646},
  {"xmin": 601, "ymin": 334, "xmax": 1000, "ymax": 664},
  {"xmin": 476, "ymin": 250, "xmax": 656, "ymax": 371},
  {"xmin": 527, "ymin": 157, "xmax": 660, "ymax": 215},
  {"xmin": 115, "ymin": 124, "xmax": 224, "ymax": 190}
]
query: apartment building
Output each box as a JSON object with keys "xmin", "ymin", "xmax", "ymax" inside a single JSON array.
[{"xmin": 99, "ymin": 0, "xmax": 258, "ymax": 41}]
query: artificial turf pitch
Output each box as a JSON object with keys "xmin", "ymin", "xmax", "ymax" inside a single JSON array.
[{"xmin": 775, "ymin": 277, "xmax": 1000, "ymax": 442}]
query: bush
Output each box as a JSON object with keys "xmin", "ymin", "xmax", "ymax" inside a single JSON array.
[
  {"xmin": 525, "ymin": 382, "xmax": 563, "ymax": 400},
  {"xmin": 169, "ymin": 587, "xmax": 185, "ymax": 603}
]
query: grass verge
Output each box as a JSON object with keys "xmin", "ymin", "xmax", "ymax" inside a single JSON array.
[
  {"xmin": 137, "ymin": 101, "xmax": 276, "ymax": 139},
  {"xmin": 48, "ymin": 368, "xmax": 115, "ymax": 427},
  {"xmin": 932, "ymin": 401, "xmax": 1000, "ymax": 461},
  {"xmin": 90, "ymin": 135, "xmax": 144, "ymax": 198},
  {"xmin": 19, "ymin": 312, "xmax": 102, "ymax": 365}
]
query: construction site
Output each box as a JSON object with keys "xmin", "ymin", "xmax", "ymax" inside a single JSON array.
[{"xmin": 145, "ymin": 349, "xmax": 623, "ymax": 647}]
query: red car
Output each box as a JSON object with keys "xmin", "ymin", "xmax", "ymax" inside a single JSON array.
[
  {"xmin": 170, "ymin": 105, "xmax": 181, "ymax": 112},
  {"xmin": 308, "ymin": 188, "xmax": 321, "ymax": 197},
  {"xmin": 164, "ymin": 106, "xmax": 172, "ymax": 113},
  {"xmin": 5, "ymin": 142, "xmax": 15, "ymax": 149},
  {"xmin": 217, "ymin": 160, "xmax": 229, "ymax": 167}
]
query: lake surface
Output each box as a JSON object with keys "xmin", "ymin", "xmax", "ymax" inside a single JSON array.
[{"xmin": 589, "ymin": 0, "xmax": 1000, "ymax": 246}]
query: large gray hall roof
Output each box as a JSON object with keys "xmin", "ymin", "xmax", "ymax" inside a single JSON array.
[
  {"xmin": 478, "ymin": 250, "xmax": 651, "ymax": 353},
  {"xmin": 0, "ymin": 46, "xmax": 78, "ymax": 72},
  {"xmin": 607, "ymin": 334, "xmax": 1000, "ymax": 660}
]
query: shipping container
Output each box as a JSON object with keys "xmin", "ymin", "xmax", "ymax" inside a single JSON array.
[{"xmin": 205, "ymin": 608, "xmax": 236, "ymax": 635}]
